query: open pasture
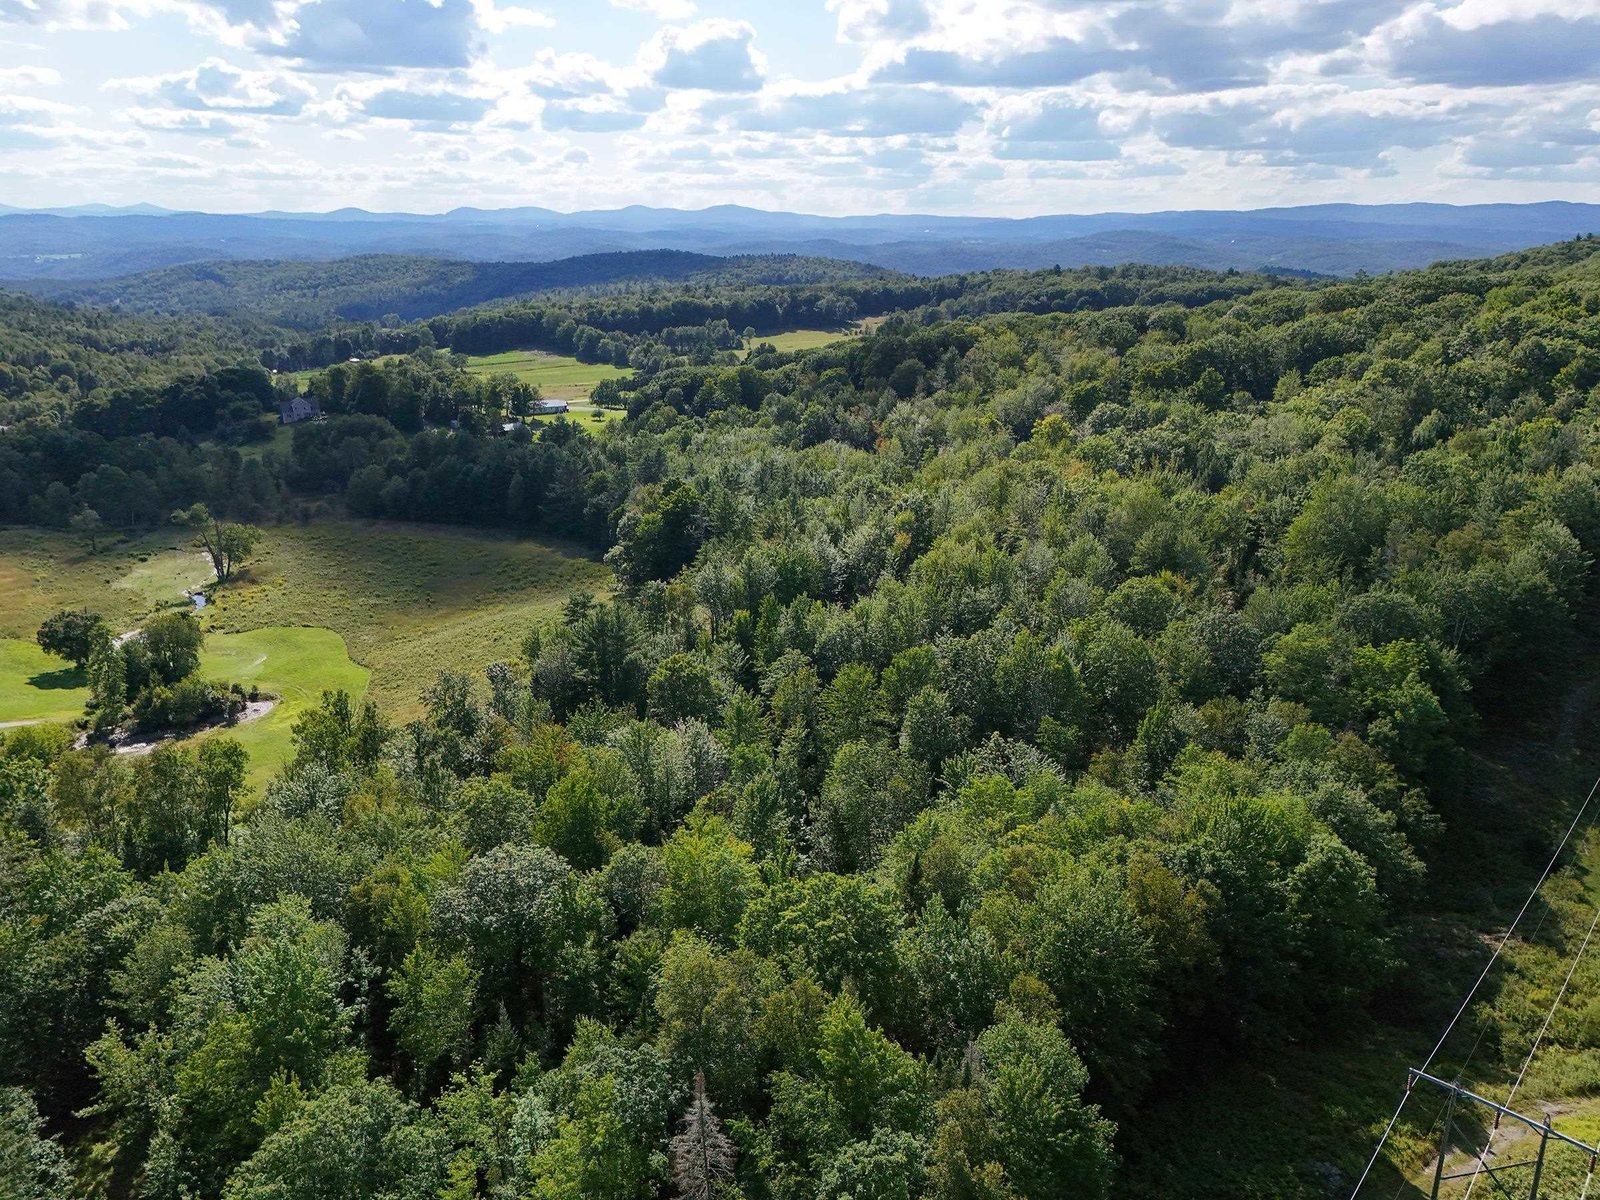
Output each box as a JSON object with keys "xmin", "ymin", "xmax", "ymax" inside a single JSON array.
[
  {"xmin": 0, "ymin": 519, "xmax": 607, "ymax": 779},
  {"xmin": 463, "ymin": 348, "xmax": 629, "ymax": 402},
  {"xmin": 742, "ymin": 328, "xmax": 854, "ymax": 356},
  {"xmin": 205, "ymin": 519, "xmax": 610, "ymax": 719}
]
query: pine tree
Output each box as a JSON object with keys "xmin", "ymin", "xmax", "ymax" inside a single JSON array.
[{"xmin": 671, "ymin": 1071, "xmax": 735, "ymax": 1200}]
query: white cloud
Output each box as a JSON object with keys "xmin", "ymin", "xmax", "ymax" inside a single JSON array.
[
  {"xmin": 1370, "ymin": 6, "xmax": 1600, "ymax": 86},
  {"xmin": 644, "ymin": 19, "xmax": 764, "ymax": 92},
  {"xmin": 0, "ymin": 0, "xmax": 146, "ymax": 30},
  {"xmin": 720, "ymin": 84, "xmax": 978, "ymax": 138},
  {"xmin": 827, "ymin": 0, "xmax": 928, "ymax": 42},
  {"xmin": 542, "ymin": 99, "xmax": 649, "ymax": 131},
  {"xmin": 470, "ymin": 0, "xmax": 551, "ymax": 33},
  {"xmin": 265, "ymin": 0, "xmax": 481, "ymax": 70},
  {"xmin": 10, "ymin": 0, "xmax": 1600, "ymax": 214},
  {"xmin": 0, "ymin": 64, "xmax": 60, "ymax": 86},
  {"xmin": 115, "ymin": 59, "xmax": 314, "ymax": 114},
  {"xmin": 359, "ymin": 86, "xmax": 494, "ymax": 128}
]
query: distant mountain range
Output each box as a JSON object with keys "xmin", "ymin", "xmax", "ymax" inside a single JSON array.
[{"xmin": 3, "ymin": 201, "xmax": 1598, "ymax": 281}]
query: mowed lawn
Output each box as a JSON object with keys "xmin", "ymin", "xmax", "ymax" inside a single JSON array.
[
  {"xmin": 194, "ymin": 626, "xmax": 367, "ymax": 793},
  {"xmin": 0, "ymin": 639, "xmax": 87, "ymax": 725},
  {"xmin": 206, "ymin": 520, "xmax": 610, "ymax": 720},
  {"xmin": 463, "ymin": 349, "xmax": 629, "ymax": 402},
  {"xmin": 0, "ymin": 628, "xmax": 364, "ymax": 794}
]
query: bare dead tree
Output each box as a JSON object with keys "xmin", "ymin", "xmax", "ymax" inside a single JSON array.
[{"xmin": 671, "ymin": 1071, "xmax": 735, "ymax": 1200}]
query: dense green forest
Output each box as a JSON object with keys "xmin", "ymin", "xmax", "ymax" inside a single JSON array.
[{"xmin": 3, "ymin": 237, "xmax": 1600, "ymax": 1199}]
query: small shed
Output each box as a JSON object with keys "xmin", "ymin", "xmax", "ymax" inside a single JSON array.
[{"xmin": 532, "ymin": 399, "xmax": 569, "ymax": 416}]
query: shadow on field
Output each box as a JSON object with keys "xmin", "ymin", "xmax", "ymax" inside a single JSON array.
[{"xmin": 26, "ymin": 665, "xmax": 85, "ymax": 691}]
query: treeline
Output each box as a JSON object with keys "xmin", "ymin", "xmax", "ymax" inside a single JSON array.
[
  {"xmin": 425, "ymin": 262, "xmax": 1281, "ymax": 366},
  {"xmin": 0, "ymin": 351, "xmax": 615, "ymax": 539}
]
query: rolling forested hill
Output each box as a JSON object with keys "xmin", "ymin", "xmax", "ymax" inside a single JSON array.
[
  {"xmin": 14, "ymin": 251, "xmax": 891, "ymax": 327},
  {"xmin": 2, "ymin": 237, "xmax": 1600, "ymax": 1199}
]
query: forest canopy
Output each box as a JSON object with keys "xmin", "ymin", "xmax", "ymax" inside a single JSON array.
[{"xmin": 3, "ymin": 236, "xmax": 1600, "ymax": 1199}]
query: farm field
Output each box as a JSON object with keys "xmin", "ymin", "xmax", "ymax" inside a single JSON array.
[
  {"xmin": 742, "ymin": 327, "xmax": 854, "ymax": 355},
  {"xmin": 204, "ymin": 519, "xmax": 610, "ymax": 719},
  {"xmin": 463, "ymin": 348, "xmax": 629, "ymax": 402}
]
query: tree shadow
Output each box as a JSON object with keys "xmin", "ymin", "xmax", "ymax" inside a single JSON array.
[{"xmin": 27, "ymin": 665, "xmax": 86, "ymax": 690}]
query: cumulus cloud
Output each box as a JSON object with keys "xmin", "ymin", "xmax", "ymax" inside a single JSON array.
[
  {"xmin": 13, "ymin": 0, "xmax": 1600, "ymax": 213},
  {"xmin": 541, "ymin": 100, "xmax": 648, "ymax": 132},
  {"xmin": 991, "ymin": 97, "xmax": 1120, "ymax": 161},
  {"xmin": 1150, "ymin": 93, "xmax": 1468, "ymax": 168},
  {"xmin": 828, "ymin": 0, "xmax": 929, "ymax": 42},
  {"xmin": 1373, "ymin": 7, "xmax": 1600, "ymax": 86},
  {"xmin": 361, "ymin": 87, "xmax": 493, "ymax": 128},
  {"xmin": 0, "ymin": 0, "xmax": 140, "ymax": 29},
  {"xmin": 470, "ymin": 0, "xmax": 552, "ymax": 33},
  {"xmin": 198, "ymin": 0, "xmax": 278, "ymax": 25},
  {"xmin": 118, "ymin": 59, "xmax": 313, "ymax": 115},
  {"xmin": 870, "ymin": 0, "xmax": 1399, "ymax": 92},
  {"xmin": 875, "ymin": 42, "xmax": 1123, "ymax": 88},
  {"xmin": 268, "ymin": 0, "xmax": 480, "ymax": 70},
  {"xmin": 645, "ymin": 19, "xmax": 763, "ymax": 92},
  {"xmin": 0, "ymin": 64, "xmax": 59, "ymax": 85},
  {"xmin": 129, "ymin": 108, "xmax": 246, "ymax": 135}
]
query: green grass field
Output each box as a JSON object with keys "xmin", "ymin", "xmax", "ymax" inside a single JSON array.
[
  {"xmin": 742, "ymin": 328, "xmax": 853, "ymax": 356},
  {"xmin": 464, "ymin": 349, "xmax": 629, "ymax": 402},
  {"xmin": 0, "ymin": 639, "xmax": 87, "ymax": 725},
  {"xmin": 0, "ymin": 520, "xmax": 608, "ymax": 783},
  {"xmin": 204, "ymin": 520, "xmax": 610, "ymax": 720},
  {"xmin": 194, "ymin": 626, "xmax": 368, "ymax": 792},
  {"xmin": 0, "ymin": 627, "xmax": 364, "ymax": 794},
  {"xmin": 0, "ymin": 528, "xmax": 208, "ymax": 639}
]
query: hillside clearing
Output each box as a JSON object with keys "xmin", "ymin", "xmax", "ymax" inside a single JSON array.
[
  {"xmin": 741, "ymin": 328, "xmax": 855, "ymax": 356},
  {"xmin": 0, "ymin": 519, "xmax": 609, "ymax": 740},
  {"xmin": 204, "ymin": 519, "xmax": 610, "ymax": 719},
  {"xmin": 462, "ymin": 348, "xmax": 629, "ymax": 401},
  {"xmin": 193, "ymin": 625, "xmax": 367, "ymax": 792},
  {"xmin": 0, "ymin": 527, "xmax": 205, "ymax": 638}
]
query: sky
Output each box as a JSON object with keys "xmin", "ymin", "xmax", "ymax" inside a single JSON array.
[{"xmin": 2, "ymin": 0, "xmax": 1600, "ymax": 215}]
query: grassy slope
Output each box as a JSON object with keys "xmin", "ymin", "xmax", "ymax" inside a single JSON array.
[
  {"xmin": 0, "ymin": 520, "xmax": 606, "ymax": 782},
  {"xmin": 1120, "ymin": 622, "xmax": 1600, "ymax": 1199},
  {"xmin": 195, "ymin": 626, "xmax": 367, "ymax": 793},
  {"xmin": 463, "ymin": 349, "xmax": 628, "ymax": 401},
  {"xmin": 204, "ymin": 520, "xmax": 610, "ymax": 720},
  {"xmin": 742, "ymin": 328, "xmax": 854, "ymax": 356},
  {"xmin": 0, "ymin": 527, "xmax": 208, "ymax": 638}
]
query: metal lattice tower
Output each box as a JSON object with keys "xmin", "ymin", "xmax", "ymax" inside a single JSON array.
[{"xmin": 1409, "ymin": 1070, "xmax": 1598, "ymax": 1200}]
